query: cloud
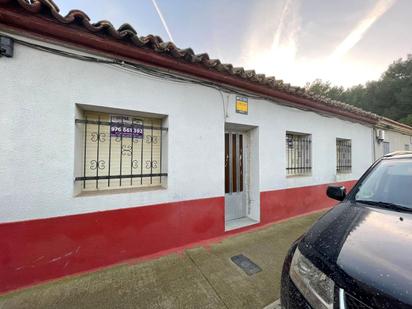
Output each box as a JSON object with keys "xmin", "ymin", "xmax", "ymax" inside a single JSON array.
[
  {"xmin": 329, "ymin": 0, "xmax": 397, "ymax": 62},
  {"xmin": 240, "ymin": 0, "xmax": 301, "ymax": 82},
  {"xmin": 239, "ymin": 0, "xmax": 397, "ymax": 87}
]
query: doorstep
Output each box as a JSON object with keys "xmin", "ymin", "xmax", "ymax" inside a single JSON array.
[{"xmin": 225, "ymin": 216, "xmax": 259, "ymax": 231}]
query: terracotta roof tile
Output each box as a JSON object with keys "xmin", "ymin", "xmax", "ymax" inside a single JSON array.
[{"xmin": 0, "ymin": 0, "xmax": 382, "ymax": 121}]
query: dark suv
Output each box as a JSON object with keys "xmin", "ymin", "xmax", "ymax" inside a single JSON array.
[{"xmin": 281, "ymin": 152, "xmax": 412, "ymax": 308}]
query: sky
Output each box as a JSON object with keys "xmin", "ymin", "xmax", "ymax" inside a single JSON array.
[{"xmin": 57, "ymin": 0, "xmax": 412, "ymax": 88}]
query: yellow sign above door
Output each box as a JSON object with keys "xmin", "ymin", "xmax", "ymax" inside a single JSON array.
[{"xmin": 236, "ymin": 96, "xmax": 248, "ymax": 114}]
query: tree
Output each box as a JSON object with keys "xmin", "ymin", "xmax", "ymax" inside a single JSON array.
[
  {"xmin": 399, "ymin": 114, "xmax": 412, "ymax": 126},
  {"xmin": 305, "ymin": 79, "xmax": 345, "ymax": 101},
  {"xmin": 306, "ymin": 55, "xmax": 412, "ymax": 125}
]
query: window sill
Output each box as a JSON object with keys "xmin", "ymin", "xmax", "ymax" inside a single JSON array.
[
  {"xmin": 286, "ymin": 173, "xmax": 312, "ymax": 178},
  {"xmin": 75, "ymin": 185, "xmax": 166, "ymax": 197}
]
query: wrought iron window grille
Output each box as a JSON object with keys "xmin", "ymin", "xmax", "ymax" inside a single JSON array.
[
  {"xmin": 75, "ymin": 116, "xmax": 168, "ymax": 190},
  {"xmin": 336, "ymin": 139, "xmax": 352, "ymax": 173},
  {"xmin": 286, "ymin": 133, "xmax": 312, "ymax": 176}
]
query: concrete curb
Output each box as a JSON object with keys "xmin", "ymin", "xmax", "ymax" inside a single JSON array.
[{"xmin": 263, "ymin": 299, "xmax": 281, "ymax": 309}]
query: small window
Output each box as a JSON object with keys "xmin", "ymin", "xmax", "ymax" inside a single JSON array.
[
  {"xmin": 383, "ymin": 142, "xmax": 390, "ymax": 155},
  {"xmin": 405, "ymin": 144, "xmax": 410, "ymax": 151},
  {"xmin": 336, "ymin": 138, "xmax": 352, "ymax": 173},
  {"xmin": 286, "ymin": 132, "xmax": 312, "ymax": 176},
  {"xmin": 75, "ymin": 110, "xmax": 167, "ymax": 192}
]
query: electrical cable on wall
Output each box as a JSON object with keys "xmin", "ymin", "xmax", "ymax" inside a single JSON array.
[
  {"xmin": 8, "ymin": 36, "xmax": 270, "ymax": 98},
  {"xmin": 8, "ymin": 35, "xmax": 337, "ymax": 119}
]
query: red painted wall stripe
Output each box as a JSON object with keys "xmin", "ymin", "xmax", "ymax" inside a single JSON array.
[
  {"xmin": 0, "ymin": 197, "xmax": 224, "ymax": 294},
  {"xmin": 0, "ymin": 181, "xmax": 356, "ymax": 294},
  {"xmin": 261, "ymin": 180, "xmax": 357, "ymax": 224}
]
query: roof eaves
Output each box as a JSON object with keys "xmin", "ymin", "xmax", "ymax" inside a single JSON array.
[
  {"xmin": 378, "ymin": 117, "xmax": 412, "ymax": 135},
  {"xmin": 0, "ymin": 0, "xmax": 380, "ymax": 124}
]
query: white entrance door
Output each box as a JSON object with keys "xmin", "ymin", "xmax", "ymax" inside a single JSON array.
[{"xmin": 225, "ymin": 132, "xmax": 247, "ymax": 221}]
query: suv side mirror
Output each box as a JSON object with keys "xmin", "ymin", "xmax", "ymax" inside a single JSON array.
[{"xmin": 327, "ymin": 185, "xmax": 346, "ymax": 201}]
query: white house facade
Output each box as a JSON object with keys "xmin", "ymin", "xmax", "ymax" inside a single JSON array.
[
  {"xmin": 0, "ymin": 0, "xmax": 410, "ymax": 294},
  {"xmin": 374, "ymin": 118, "xmax": 412, "ymax": 159}
]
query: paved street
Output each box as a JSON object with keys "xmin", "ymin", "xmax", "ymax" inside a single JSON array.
[{"xmin": 0, "ymin": 211, "xmax": 323, "ymax": 309}]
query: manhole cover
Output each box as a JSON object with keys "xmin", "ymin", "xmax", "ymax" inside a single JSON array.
[{"xmin": 231, "ymin": 254, "xmax": 262, "ymax": 276}]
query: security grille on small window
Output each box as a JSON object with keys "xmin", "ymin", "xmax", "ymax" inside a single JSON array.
[
  {"xmin": 286, "ymin": 133, "xmax": 312, "ymax": 176},
  {"xmin": 383, "ymin": 142, "xmax": 390, "ymax": 156},
  {"xmin": 75, "ymin": 111, "xmax": 167, "ymax": 191},
  {"xmin": 336, "ymin": 138, "xmax": 352, "ymax": 173}
]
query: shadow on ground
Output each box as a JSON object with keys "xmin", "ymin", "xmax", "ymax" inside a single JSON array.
[{"xmin": 0, "ymin": 211, "xmax": 324, "ymax": 309}]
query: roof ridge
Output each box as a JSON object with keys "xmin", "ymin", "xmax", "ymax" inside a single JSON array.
[{"xmin": 1, "ymin": 0, "xmax": 383, "ymax": 121}]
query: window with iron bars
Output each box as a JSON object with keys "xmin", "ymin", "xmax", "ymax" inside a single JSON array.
[
  {"xmin": 336, "ymin": 138, "xmax": 352, "ymax": 173},
  {"xmin": 286, "ymin": 132, "xmax": 312, "ymax": 176},
  {"xmin": 383, "ymin": 141, "xmax": 390, "ymax": 156},
  {"xmin": 75, "ymin": 110, "xmax": 167, "ymax": 192}
]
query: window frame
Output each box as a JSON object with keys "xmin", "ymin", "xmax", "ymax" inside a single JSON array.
[
  {"xmin": 74, "ymin": 107, "xmax": 168, "ymax": 195},
  {"xmin": 285, "ymin": 132, "xmax": 312, "ymax": 177},
  {"xmin": 336, "ymin": 138, "xmax": 352, "ymax": 174},
  {"xmin": 383, "ymin": 141, "xmax": 390, "ymax": 156}
]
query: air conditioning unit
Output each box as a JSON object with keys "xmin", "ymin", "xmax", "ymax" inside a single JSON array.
[{"xmin": 376, "ymin": 129, "xmax": 385, "ymax": 142}]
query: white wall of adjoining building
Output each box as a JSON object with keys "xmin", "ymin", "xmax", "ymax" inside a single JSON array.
[
  {"xmin": 374, "ymin": 129, "xmax": 412, "ymax": 159},
  {"xmin": 225, "ymin": 95, "xmax": 373, "ymax": 191},
  {"xmin": 0, "ymin": 33, "xmax": 373, "ymax": 223}
]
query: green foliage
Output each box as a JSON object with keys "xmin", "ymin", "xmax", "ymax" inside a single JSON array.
[
  {"xmin": 399, "ymin": 114, "xmax": 412, "ymax": 126},
  {"xmin": 306, "ymin": 55, "xmax": 412, "ymax": 125},
  {"xmin": 305, "ymin": 79, "xmax": 345, "ymax": 101}
]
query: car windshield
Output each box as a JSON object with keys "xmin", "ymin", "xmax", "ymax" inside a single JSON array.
[{"xmin": 353, "ymin": 158, "xmax": 412, "ymax": 210}]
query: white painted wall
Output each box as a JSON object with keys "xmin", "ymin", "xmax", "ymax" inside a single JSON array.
[
  {"xmin": 225, "ymin": 94, "xmax": 374, "ymax": 191},
  {"xmin": 0, "ymin": 33, "xmax": 374, "ymax": 223},
  {"xmin": 374, "ymin": 129, "xmax": 412, "ymax": 159}
]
